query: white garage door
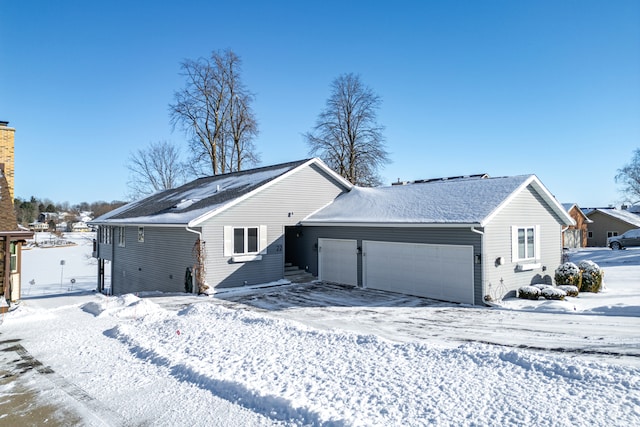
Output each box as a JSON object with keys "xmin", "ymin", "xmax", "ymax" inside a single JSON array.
[
  {"xmin": 318, "ymin": 238, "xmax": 358, "ymax": 286},
  {"xmin": 363, "ymin": 241, "xmax": 474, "ymax": 304}
]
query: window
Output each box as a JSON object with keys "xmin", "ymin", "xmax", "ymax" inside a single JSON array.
[
  {"xmin": 223, "ymin": 225, "xmax": 267, "ymax": 258},
  {"xmin": 9, "ymin": 242, "xmax": 17, "ymax": 272},
  {"xmin": 511, "ymin": 225, "xmax": 539, "ymax": 261},
  {"xmin": 138, "ymin": 227, "xmax": 144, "ymax": 243},
  {"xmin": 588, "ymin": 231, "xmax": 593, "ymax": 238},
  {"xmin": 118, "ymin": 227, "xmax": 126, "ymax": 247},
  {"xmin": 100, "ymin": 226, "xmax": 112, "ymax": 245},
  {"xmin": 607, "ymin": 231, "xmax": 618, "ymax": 238},
  {"xmin": 233, "ymin": 227, "xmax": 259, "ymax": 254}
]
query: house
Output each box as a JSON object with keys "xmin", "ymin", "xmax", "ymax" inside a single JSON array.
[
  {"xmin": 562, "ymin": 203, "xmax": 592, "ymax": 248},
  {"xmin": 296, "ymin": 174, "xmax": 574, "ymax": 305},
  {"xmin": 0, "ymin": 167, "xmax": 33, "ymax": 307},
  {"xmin": 71, "ymin": 221, "xmax": 91, "ymax": 232},
  {"xmin": 90, "ymin": 159, "xmax": 352, "ymax": 295},
  {"xmin": 91, "ymin": 159, "xmax": 573, "ymax": 306},
  {"xmin": 585, "ymin": 208, "xmax": 640, "ymax": 247}
]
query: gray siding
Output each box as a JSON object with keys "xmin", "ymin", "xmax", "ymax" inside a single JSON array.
[
  {"xmin": 96, "ymin": 226, "xmax": 113, "ymax": 261},
  {"xmin": 200, "ymin": 163, "xmax": 347, "ymax": 288},
  {"xmin": 294, "ymin": 226, "xmax": 484, "ymax": 305},
  {"xmin": 483, "ymin": 186, "xmax": 564, "ymax": 300},
  {"xmin": 110, "ymin": 226, "xmax": 198, "ymax": 294}
]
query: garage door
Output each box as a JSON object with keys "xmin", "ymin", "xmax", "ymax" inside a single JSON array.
[
  {"xmin": 318, "ymin": 238, "xmax": 358, "ymax": 286},
  {"xmin": 363, "ymin": 241, "xmax": 474, "ymax": 304}
]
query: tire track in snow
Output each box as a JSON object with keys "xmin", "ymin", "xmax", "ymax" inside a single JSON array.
[{"xmin": 103, "ymin": 326, "xmax": 344, "ymax": 426}]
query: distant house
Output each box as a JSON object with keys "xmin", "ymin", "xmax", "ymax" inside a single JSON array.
[
  {"xmin": 71, "ymin": 222, "xmax": 91, "ymax": 232},
  {"xmin": 562, "ymin": 203, "xmax": 592, "ymax": 248},
  {"xmin": 585, "ymin": 208, "xmax": 640, "ymax": 247},
  {"xmin": 91, "ymin": 159, "xmax": 574, "ymax": 305},
  {"xmin": 0, "ymin": 168, "xmax": 33, "ymax": 306}
]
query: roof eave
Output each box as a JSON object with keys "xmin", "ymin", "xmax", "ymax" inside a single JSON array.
[
  {"xmin": 480, "ymin": 175, "xmax": 575, "ymax": 227},
  {"xmin": 299, "ymin": 221, "xmax": 481, "ymax": 228}
]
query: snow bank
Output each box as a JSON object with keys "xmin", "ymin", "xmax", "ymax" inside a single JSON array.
[
  {"xmin": 82, "ymin": 294, "xmax": 165, "ymax": 319},
  {"xmin": 106, "ymin": 302, "xmax": 640, "ymax": 426}
]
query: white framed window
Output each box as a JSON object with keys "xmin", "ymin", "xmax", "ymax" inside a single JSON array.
[
  {"xmin": 223, "ymin": 225, "xmax": 267, "ymax": 258},
  {"xmin": 234, "ymin": 227, "xmax": 258, "ymax": 254},
  {"xmin": 118, "ymin": 227, "xmax": 126, "ymax": 247},
  {"xmin": 138, "ymin": 227, "xmax": 145, "ymax": 243},
  {"xmin": 607, "ymin": 231, "xmax": 618, "ymax": 238},
  {"xmin": 100, "ymin": 226, "xmax": 112, "ymax": 245},
  {"xmin": 511, "ymin": 225, "xmax": 540, "ymax": 262}
]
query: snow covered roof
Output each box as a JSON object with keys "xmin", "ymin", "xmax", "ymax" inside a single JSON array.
[
  {"xmin": 562, "ymin": 203, "xmax": 593, "ymax": 223},
  {"xmin": 92, "ymin": 158, "xmax": 350, "ymax": 227},
  {"xmin": 587, "ymin": 208, "xmax": 640, "ymax": 228},
  {"xmin": 303, "ymin": 174, "xmax": 574, "ymax": 227}
]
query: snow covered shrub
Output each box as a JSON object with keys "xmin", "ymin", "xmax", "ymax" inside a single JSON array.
[
  {"xmin": 557, "ymin": 285, "xmax": 579, "ymax": 297},
  {"xmin": 531, "ymin": 283, "xmax": 552, "ymax": 290},
  {"xmin": 578, "ymin": 260, "xmax": 604, "ymax": 293},
  {"xmin": 518, "ymin": 286, "xmax": 541, "ymax": 300},
  {"xmin": 541, "ymin": 287, "xmax": 566, "ymax": 300},
  {"xmin": 554, "ymin": 262, "xmax": 581, "ymax": 286}
]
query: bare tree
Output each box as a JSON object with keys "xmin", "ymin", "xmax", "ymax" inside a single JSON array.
[
  {"xmin": 126, "ymin": 141, "xmax": 187, "ymax": 199},
  {"xmin": 616, "ymin": 148, "xmax": 640, "ymax": 204},
  {"xmin": 170, "ymin": 49, "xmax": 259, "ymax": 176},
  {"xmin": 305, "ymin": 73, "xmax": 389, "ymax": 186}
]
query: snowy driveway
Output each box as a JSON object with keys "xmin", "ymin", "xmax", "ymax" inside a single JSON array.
[{"xmin": 149, "ymin": 282, "xmax": 640, "ymax": 368}]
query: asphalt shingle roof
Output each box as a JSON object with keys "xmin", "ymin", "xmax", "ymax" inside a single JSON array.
[{"xmin": 93, "ymin": 159, "xmax": 311, "ymax": 225}]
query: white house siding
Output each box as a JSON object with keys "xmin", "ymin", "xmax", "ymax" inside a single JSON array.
[
  {"xmin": 483, "ymin": 186, "xmax": 565, "ymax": 301},
  {"xmin": 200, "ymin": 163, "xmax": 348, "ymax": 289},
  {"xmin": 294, "ymin": 226, "xmax": 483, "ymax": 305},
  {"xmin": 110, "ymin": 226, "xmax": 198, "ymax": 294}
]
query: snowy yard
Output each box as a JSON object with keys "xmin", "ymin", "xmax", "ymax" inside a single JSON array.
[{"xmin": 1, "ymin": 233, "xmax": 639, "ymax": 426}]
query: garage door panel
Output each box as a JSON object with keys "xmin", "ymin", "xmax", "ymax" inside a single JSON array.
[
  {"xmin": 363, "ymin": 241, "xmax": 474, "ymax": 304},
  {"xmin": 318, "ymin": 238, "xmax": 358, "ymax": 286}
]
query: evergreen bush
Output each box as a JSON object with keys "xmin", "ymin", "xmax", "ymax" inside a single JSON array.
[
  {"xmin": 578, "ymin": 260, "xmax": 604, "ymax": 293},
  {"xmin": 555, "ymin": 262, "xmax": 581, "ymax": 286},
  {"xmin": 518, "ymin": 286, "xmax": 541, "ymax": 300},
  {"xmin": 557, "ymin": 285, "xmax": 579, "ymax": 297},
  {"xmin": 541, "ymin": 287, "xmax": 567, "ymax": 300}
]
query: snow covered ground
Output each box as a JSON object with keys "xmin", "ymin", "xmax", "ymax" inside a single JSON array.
[{"xmin": 1, "ymin": 233, "xmax": 639, "ymax": 426}]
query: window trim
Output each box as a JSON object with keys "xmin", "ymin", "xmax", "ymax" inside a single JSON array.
[
  {"xmin": 511, "ymin": 225, "xmax": 540, "ymax": 262},
  {"xmin": 9, "ymin": 242, "xmax": 17, "ymax": 273},
  {"xmin": 223, "ymin": 225, "xmax": 267, "ymax": 258},
  {"xmin": 118, "ymin": 226, "xmax": 126, "ymax": 247}
]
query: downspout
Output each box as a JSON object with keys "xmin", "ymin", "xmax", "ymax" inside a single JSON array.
[
  {"xmin": 470, "ymin": 227, "xmax": 485, "ymax": 306},
  {"xmin": 185, "ymin": 225, "xmax": 203, "ymax": 294}
]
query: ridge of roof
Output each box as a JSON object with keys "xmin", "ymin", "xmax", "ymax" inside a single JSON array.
[{"xmin": 91, "ymin": 158, "xmax": 353, "ymax": 226}]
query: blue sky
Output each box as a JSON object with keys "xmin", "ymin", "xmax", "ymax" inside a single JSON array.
[{"xmin": 1, "ymin": 0, "xmax": 639, "ymax": 207}]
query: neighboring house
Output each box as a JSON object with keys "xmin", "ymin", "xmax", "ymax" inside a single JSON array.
[
  {"xmin": 562, "ymin": 203, "xmax": 592, "ymax": 248},
  {"xmin": 71, "ymin": 221, "xmax": 91, "ymax": 232},
  {"xmin": 90, "ymin": 159, "xmax": 352, "ymax": 295},
  {"xmin": 0, "ymin": 168, "xmax": 33, "ymax": 306},
  {"xmin": 296, "ymin": 174, "xmax": 574, "ymax": 305},
  {"xmin": 585, "ymin": 208, "xmax": 640, "ymax": 247},
  {"xmin": 91, "ymin": 159, "xmax": 573, "ymax": 306}
]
